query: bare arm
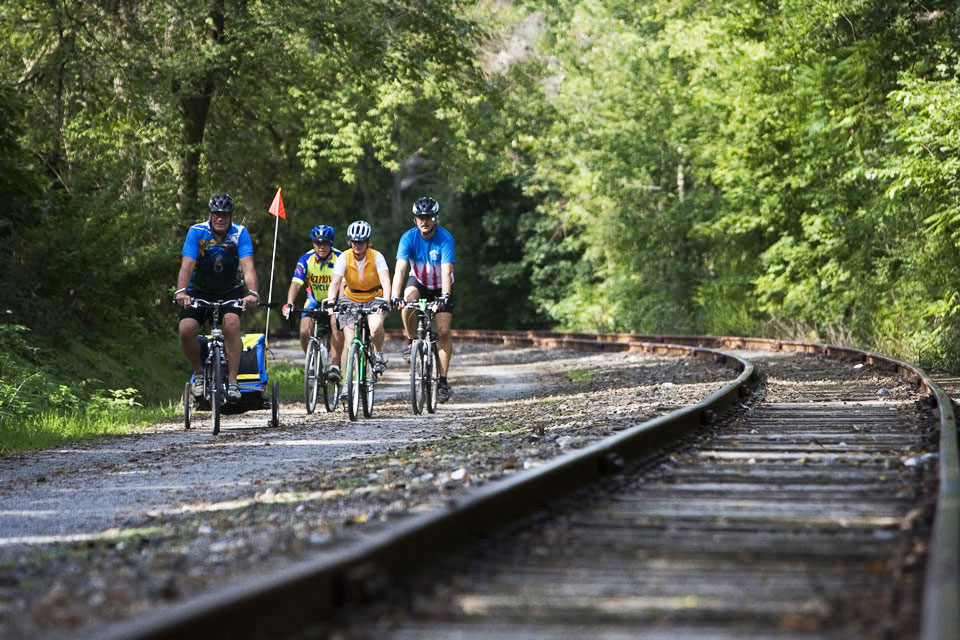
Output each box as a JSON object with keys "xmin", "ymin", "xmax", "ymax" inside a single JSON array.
[
  {"xmin": 285, "ymin": 281, "xmax": 302, "ymax": 306},
  {"xmin": 378, "ymin": 269, "xmax": 392, "ymax": 300},
  {"xmin": 441, "ymin": 263, "xmax": 454, "ymax": 296},
  {"xmin": 175, "ymin": 256, "xmax": 196, "ymax": 307},
  {"xmin": 391, "ymin": 258, "xmax": 409, "ymax": 298},
  {"xmin": 239, "ymin": 255, "xmax": 259, "ymax": 310},
  {"xmin": 327, "ymin": 274, "xmax": 344, "ymax": 302}
]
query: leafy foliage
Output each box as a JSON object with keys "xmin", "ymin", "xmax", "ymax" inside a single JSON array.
[{"xmin": 4, "ymin": 0, "xmax": 960, "ymax": 451}]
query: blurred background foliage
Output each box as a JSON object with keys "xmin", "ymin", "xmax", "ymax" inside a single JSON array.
[{"xmin": 3, "ymin": 0, "xmax": 960, "ymax": 431}]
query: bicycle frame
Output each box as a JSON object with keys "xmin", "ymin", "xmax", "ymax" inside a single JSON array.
[
  {"xmin": 340, "ymin": 298, "xmax": 388, "ymax": 420},
  {"xmin": 406, "ymin": 299, "xmax": 440, "ymax": 414},
  {"xmin": 294, "ymin": 304, "xmax": 339, "ymax": 413},
  {"xmin": 190, "ymin": 298, "xmax": 243, "ymax": 434}
]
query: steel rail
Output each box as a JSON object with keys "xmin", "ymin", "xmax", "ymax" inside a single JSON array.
[
  {"xmin": 91, "ymin": 331, "xmax": 958, "ymax": 640},
  {"xmin": 93, "ymin": 335, "xmax": 753, "ymax": 640},
  {"xmin": 450, "ymin": 330, "xmax": 958, "ymax": 640}
]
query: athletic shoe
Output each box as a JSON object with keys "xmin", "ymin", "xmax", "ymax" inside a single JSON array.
[
  {"xmin": 191, "ymin": 377, "xmax": 205, "ymax": 398},
  {"xmin": 401, "ymin": 340, "xmax": 412, "ymax": 362},
  {"xmin": 374, "ymin": 353, "xmax": 387, "ymax": 374},
  {"xmin": 327, "ymin": 365, "xmax": 341, "ymax": 384},
  {"xmin": 226, "ymin": 383, "xmax": 242, "ymax": 402},
  {"xmin": 437, "ymin": 382, "xmax": 451, "ymax": 404}
]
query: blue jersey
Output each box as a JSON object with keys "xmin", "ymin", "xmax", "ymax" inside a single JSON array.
[
  {"xmin": 182, "ymin": 220, "xmax": 253, "ymax": 294},
  {"xmin": 396, "ymin": 226, "xmax": 455, "ymax": 290}
]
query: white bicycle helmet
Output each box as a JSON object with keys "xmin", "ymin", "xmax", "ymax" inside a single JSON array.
[{"xmin": 346, "ymin": 220, "xmax": 372, "ymax": 242}]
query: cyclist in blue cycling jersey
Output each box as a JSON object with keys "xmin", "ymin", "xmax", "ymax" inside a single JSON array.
[
  {"xmin": 174, "ymin": 193, "xmax": 259, "ymax": 402},
  {"xmin": 390, "ymin": 196, "xmax": 455, "ymax": 403},
  {"xmin": 282, "ymin": 224, "xmax": 344, "ymax": 383}
]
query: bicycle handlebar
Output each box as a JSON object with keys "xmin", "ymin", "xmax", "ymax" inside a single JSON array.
[
  {"xmin": 403, "ymin": 299, "xmax": 440, "ymax": 313},
  {"xmin": 190, "ymin": 298, "xmax": 245, "ymax": 308},
  {"xmin": 336, "ymin": 297, "xmax": 392, "ymax": 313},
  {"xmin": 288, "ymin": 305, "xmax": 329, "ymax": 318}
]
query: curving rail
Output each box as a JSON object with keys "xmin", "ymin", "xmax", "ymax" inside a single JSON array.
[
  {"xmin": 452, "ymin": 330, "xmax": 959, "ymax": 640},
  {"xmin": 92, "ymin": 331, "xmax": 958, "ymax": 640}
]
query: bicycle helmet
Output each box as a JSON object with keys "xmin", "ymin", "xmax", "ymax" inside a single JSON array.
[
  {"xmin": 208, "ymin": 193, "xmax": 234, "ymax": 213},
  {"xmin": 310, "ymin": 224, "xmax": 335, "ymax": 244},
  {"xmin": 412, "ymin": 196, "xmax": 439, "ymax": 218},
  {"xmin": 346, "ymin": 220, "xmax": 372, "ymax": 242}
]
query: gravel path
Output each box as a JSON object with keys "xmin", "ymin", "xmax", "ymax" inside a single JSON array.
[{"xmin": 0, "ymin": 338, "xmax": 739, "ymax": 639}]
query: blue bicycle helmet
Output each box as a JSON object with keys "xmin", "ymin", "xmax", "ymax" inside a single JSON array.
[
  {"xmin": 208, "ymin": 193, "xmax": 234, "ymax": 213},
  {"xmin": 310, "ymin": 224, "xmax": 335, "ymax": 244}
]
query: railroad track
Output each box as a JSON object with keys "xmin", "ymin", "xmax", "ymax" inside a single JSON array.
[{"xmin": 94, "ymin": 332, "xmax": 958, "ymax": 640}]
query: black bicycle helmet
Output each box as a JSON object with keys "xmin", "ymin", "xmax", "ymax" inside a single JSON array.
[
  {"xmin": 310, "ymin": 224, "xmax": 335, "ymax": 244},
  {"xmin": 412, "ymin": 196, "xmax": 439, "ymax": 218},
  {"xmin": 208, "ymin": 193, "xmax": 235, "ymax": 213},
  {"xmin": 346, "ymin": 220, "xmax": 372, "ymax": 242}
]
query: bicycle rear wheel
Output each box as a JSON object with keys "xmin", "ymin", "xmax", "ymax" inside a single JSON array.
[
  {"xmin": 410, "ymin": 340, "xmax": 425, "ymax": 414},
  {"xmin": 209, "ymin": 345, "xmax": 223, "ymax": 435},
  {"xmin": 321, "ymin": 333, "xmax": 340, "ymax": 412},
  {"xmin": 425, "ymin": 341, "xmax": 438, "ymax": 414},
  {"xmin": 183, "ymin": 382, "xmax": 192, "ymax": 429},
  {"xmin": 304, "ymin": 339, "xmax": 320, "ymax": 414},
  {"xmin": 270, "ymin": 380, "xmax": 280, "ymax": 427},
  {"xmin": 346, "ymin": 341, "xmax": 362, "ymax": 421},
  {"xmin": 362, "ymin": 346, "xmax": 375, "ymax": 418}
]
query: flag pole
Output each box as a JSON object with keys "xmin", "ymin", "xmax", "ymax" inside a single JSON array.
[
  {"xmin": 265, "ymin": 187, "xmax": 286, "ymax": 344},
  {"xmin": 265, "ymin": 213, "xmax": 279, "ymax": 342}
]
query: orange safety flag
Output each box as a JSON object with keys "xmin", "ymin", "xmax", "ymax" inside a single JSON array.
[{"xmin": 268, "ymin": 187, "xmax": 286, "ymax": 219}]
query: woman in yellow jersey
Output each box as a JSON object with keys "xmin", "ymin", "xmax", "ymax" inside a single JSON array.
[{"xmin": 326, "ymin": 220, "xmax": 393, "ymax": 373}]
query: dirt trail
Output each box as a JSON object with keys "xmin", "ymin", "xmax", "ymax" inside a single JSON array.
[{"xmin": 0, "ymin": 338, "xmax": 546, "ymax": 549}]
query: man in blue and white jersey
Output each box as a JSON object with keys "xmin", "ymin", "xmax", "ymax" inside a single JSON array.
[
  {"xmin": 390, "ymin": 196, "xmax": 455, "ymax": 403},
  {"xmin": 173, "ymin": 193, "xmax": 259, "ymax": 402}
]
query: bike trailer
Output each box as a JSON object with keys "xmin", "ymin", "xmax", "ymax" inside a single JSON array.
[{"xmin": 195, "ymin": 332, "xmax": 272, "ymax": 413}]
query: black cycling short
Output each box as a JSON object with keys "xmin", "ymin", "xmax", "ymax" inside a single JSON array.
[
  {"xmin": 179, "ymin": 287, "xmax": 245, "ymax": 325},
  {"xmin": 405, "ymin": 276, "xmax": 453, "ymax": 313}
]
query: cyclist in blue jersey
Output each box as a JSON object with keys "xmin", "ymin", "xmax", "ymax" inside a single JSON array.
[
  {"xmin": 390, "ymin": 196, "xmax": 455, "ymax": 403},
  {"xmin": 281, "ymin": 224, "xmax": 344, "ymax": 383},
  {"xmin": 174, "ymin": 193, "xmax": 259, "ymax": 402}
]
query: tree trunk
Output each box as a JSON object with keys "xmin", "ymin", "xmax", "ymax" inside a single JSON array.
[{"xmin": 174, "ymin": 0, "xmax": 225, "ymax": 221}]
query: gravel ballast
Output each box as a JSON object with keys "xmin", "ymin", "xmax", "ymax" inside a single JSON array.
[{"xmin": 0, "ymin": 338, "xmax": 740, "ymax": 639}]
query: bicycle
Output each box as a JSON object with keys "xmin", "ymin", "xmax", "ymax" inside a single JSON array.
[
  {"xmin": 404, "ymin": 299, "xmax": 441, "ymax": 414},
  {"xmin": 339, "ymin": 297, "xmax": 390, "ymax": 421},
  {"xmin": 183, "ymin": 298, "xmax": 279, "ymax": 435},
  {"xmin": 290, "ymin": 304, "xmax": 341, "ymax": 413}
]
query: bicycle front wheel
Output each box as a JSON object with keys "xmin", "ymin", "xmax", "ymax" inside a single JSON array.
[
  {"xmin": 183, "ymin": 382, "xmax": 193, "ymax": 430},
  {"xmin": 362, "ymin": 346, "xmax": 375, "ymax": 418},
  {"xmin": 210, "ymin": 345, "xmax": 223, "ymax": 435},
  {"xmin": 321, "ymin": 334, "xmax": 340, "ymax": 412},
  {"xmin": 425, "ymin": 342, "xmax": 438, "ymax": 414},
  {"xmin": 346, "ymin": 342, "xmax": 362, "ymax": 421},
  {"xmin": 410, "ymin": 339, "xmax": 425, "ymax": 415},
  {"xmin": 304, "ymin": 339, "xmax": 320, "ymax": 414}
]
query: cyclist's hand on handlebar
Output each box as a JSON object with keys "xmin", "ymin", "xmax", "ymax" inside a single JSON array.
[
  {"xmin": 391, "ymin": 296, "xmax": 404, "ymax": 310},
  {"xmin": 282, "ymin": 303, "xmax": 293, "ymax": 320},
  {"xmin": 242, "ymin": 293, "xmax": 258, "ymax": 311},
  {"xmin": 174, "ymin": 291, "xmax": 192, "ymax": 308},
  {"xmin": 321, "ymin": 298, "xmax": 336, "ymax": 312}
]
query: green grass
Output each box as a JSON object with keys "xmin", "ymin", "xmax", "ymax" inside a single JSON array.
[
  {"xmin": 0, "ymin": 403, "xmax": 178, "ymax": 453},
  {"xmin": 0, "ymin": 359, "xmax": 308, "ymax": 454},
  {"xmin": 567, "ymin": 368, "xmax": 593, "ymax": 382},
  {"xmin": 269, "ymin": 361, "xmax": 307, "ymax": 402}
]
